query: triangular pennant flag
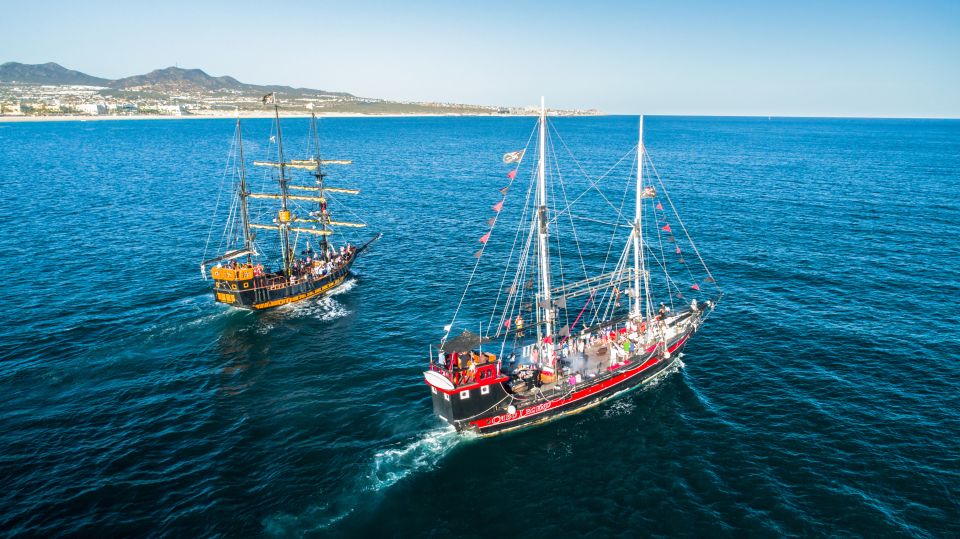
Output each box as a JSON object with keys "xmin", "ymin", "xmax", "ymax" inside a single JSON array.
[
  {"xmin": 507, "ymin": 170, "xmax": 517, "ymax": 180},
  {"xmin": 676, "ymin": 292, "xmax": 684, "ymax": 299},
  {"xmin": 678, "ymin": 258, "xmax": 686, "ymax": 263},
  {"xmin": 668, "ymin": 236, "xmax": 675, "ymax": 242},
  {"xmin": 479, "ymin": 232, "xmax": 490, "ymax": 244},
  {"xmin": 504, "ymin": 318, "xmax": 512, "ymax": 329},
  {"xmin": 474, "ymin": 249, "xmax": 483, "ymax": 258},
  {"xmin": 662, "ymin": 224, "xmax": 672, "ymax": 233},
  {"xmin": 706, "ymin": 277, "xmax": 716, "ymax": 283},
  {"xmin": 487, "ymin": 217, "xmax": 496, "ymax": 226},
  {"xmin": 676, "ymin": 247, "xmax": 682, "ymax": 254},
  {"xmin": 558, "ymin": 325, "xmax": 570, "ymax": 337},
  {"xmin": 543, "ymin": 335, "xmax": 553, "ymax": 344},
  {"xmin": 691, "ymin": 283, "xmax": 700, "ymax": 291},
  {"xmin": 492, "ymin": 200, "xmax": 504, "ymax": 212},
  {"xmin": 499, "ymin": 186, "xmax": 509, "ymax": 195},
  {"xmin": 656, "ymin": 202, "xmax": 663, "ymax": 211}
]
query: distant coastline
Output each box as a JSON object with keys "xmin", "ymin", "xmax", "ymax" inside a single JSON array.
[
  {"xmin": 1, "ymin": 62, "xmax": 601, "ymax": 121},
  {"xmin": 0, "ymin": 111, "xmax": 560, "ymax": 122}
]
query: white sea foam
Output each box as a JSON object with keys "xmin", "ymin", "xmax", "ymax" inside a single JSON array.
[
  {"xmin": 254, "ymin": 280, "xmax": 357, "ymax": 334},
  {"xmin": 604, "ymin": 399, "xmax": 637, "ymax": 417},
  {"xmin": 262, "ymin": 426, "xmax": 464, "ymax": 536},
  {"xmin": 286, "ymin": 295, "xmax": 350, "ymax": 322},
  {"xmin": 277, "ymin": 278, "xmax": 356, "ymax": 321},
  {"xmin": 365, "ymin": 426, "xmax": 464, "ymax": 492}
]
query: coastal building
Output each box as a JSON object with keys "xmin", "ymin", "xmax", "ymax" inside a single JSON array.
[
  {"xmin": 158, "ymin": 104, "xmax": 185, "ymax": 116},
  {"xmin": 77, "ymin": 103, "xmax": 106, "ymax": 115}
]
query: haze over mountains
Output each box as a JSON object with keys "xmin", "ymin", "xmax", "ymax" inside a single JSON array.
[{"xmin": 0, "ymin": 61, "xmax": 351, "ymax": 97}]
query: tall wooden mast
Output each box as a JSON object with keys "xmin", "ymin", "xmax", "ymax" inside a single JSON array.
[
  {"xmin": 236, "ymin": 117, "xmax": 254, "ymax": 265},
  {"xmin": 536, "ymin": 96, "xmax": 555, "ymax": 373},
  {"xmin": 309, "ymin": 111, "xmax": 331, "ymax": 259},
  {"xmin": 271, "ymin": 95, "xmax": 293, "ymax": 275}
]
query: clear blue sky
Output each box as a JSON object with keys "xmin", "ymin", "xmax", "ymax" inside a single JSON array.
[{"xmin": 2, "ymin": 0, "xmax": 958, "ymax": 117}]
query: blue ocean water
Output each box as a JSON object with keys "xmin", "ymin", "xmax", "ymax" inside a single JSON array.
[{"xmin": 1, "ymin": 115, "xmax": 958, "ymax": 537}]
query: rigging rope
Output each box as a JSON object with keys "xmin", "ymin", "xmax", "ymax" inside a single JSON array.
[
  {"xmin": 444, "ymin": 120, "xmax": 538, "ymax": 344},
  {"xmin": 202, "ymin": 128, "xmax": 240, "ymax": 264},
  {"xmin": 645, "ymin": 151, "xmax": 721, "ymax": 291}
]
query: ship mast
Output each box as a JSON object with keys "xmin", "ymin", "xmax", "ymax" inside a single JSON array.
[
  {"xmin": 236, "ymin": 117, "xmax": 254, "ymax": 265},
  {"xmin": 536, "ymin": 96, "xmax": 555, "ymax": 373},
  {"xmin": 271, "ymin": 96, "xmax": 293, "ymax": 275},
  {"xmin": 632, "ymin": 115, "xmax": 644, "ymax": 319},
  {"xmin": 309, "ymin": 111, "xmax": 331, "ymax": 260}
]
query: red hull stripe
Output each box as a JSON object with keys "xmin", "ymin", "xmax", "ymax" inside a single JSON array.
[{"xmin": 471, "ymin": 335, "xmax": 688, "ymax": 430}]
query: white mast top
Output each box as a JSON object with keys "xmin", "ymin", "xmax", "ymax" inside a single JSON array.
[{"xmin": 537, "ymin": 96, "xmax": 555, "ymax": 372}]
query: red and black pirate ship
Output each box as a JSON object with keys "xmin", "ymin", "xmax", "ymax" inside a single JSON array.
[
  {"xmin": 424, "ymin": 98, "xmax": 721, "ymax": 436},
  {"xmin": 201, "ymin": 95, "xmax": 379, "ymax": 310}
]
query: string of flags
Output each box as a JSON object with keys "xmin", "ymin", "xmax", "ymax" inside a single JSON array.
[
  {"xmin": 473, "ymin": 150, "xmax": 524, "ymax": 258},
  {"xmin": 653, "ymin": 198, "xmax": 711, "ymax": 293},
  {"xmin": 471, "ymin": 150, "xmax": 716, "ymax": 295}
]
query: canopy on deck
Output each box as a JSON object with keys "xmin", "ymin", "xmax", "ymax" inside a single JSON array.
[{"xmin": 440, "ymin": 330, "xmax": 493, "ymax": 353}]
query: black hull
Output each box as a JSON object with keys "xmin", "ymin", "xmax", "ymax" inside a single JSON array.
[
  {"xmin": 211, "ymin": 234, "xmax": 380, "ymax": 310},
  {"xmin": 213, "ymin": 258, "xmax": 354, "ymax": 310},
  {"xmin": 221, "ymin": 267, "xmax": 351, "ymax": 310},
  {"xmin": 476, "ymin": 352, "xmax": 679, "ymax": 436}
]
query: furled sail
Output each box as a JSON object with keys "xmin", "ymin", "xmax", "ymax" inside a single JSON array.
[
  {"xmin": 249, "ymin": 223, "xmax": 332, "ymax": 236},
  {"xmin": 254, "ymin": 159, "xmax": 352, "ymax": 170},
  {"xmin": 247, "ymin": 193, "xmax": 326, "ymax": 203},
  {"xmin": 288, "ymin": 185, "xmax": 360, "ymax": 195},
  {"xmin": 290, "ymin": 159, "xmax": 352, "ymax": 166}
]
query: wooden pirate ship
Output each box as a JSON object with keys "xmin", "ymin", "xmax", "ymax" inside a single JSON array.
[{"xmin": 201, "ymin": 95, "xmax": 380, "ymax": 310}]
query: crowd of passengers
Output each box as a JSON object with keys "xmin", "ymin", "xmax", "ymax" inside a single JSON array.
[
  {"xmin": 435, "ymin": 299, "xmax": 702, "ymax": 386},
  {"xmin": 219, "ymin": 244, "xmax": 356, "ymax": 281}
]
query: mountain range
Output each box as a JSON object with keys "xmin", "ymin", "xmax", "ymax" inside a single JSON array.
[{"xmin": 0, "ymin": 62, "xmax": 352, "ymax": 97}]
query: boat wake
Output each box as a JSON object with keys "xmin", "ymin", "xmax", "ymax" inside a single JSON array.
[
  {"xmin": 288, "ymin": 295, "xmax": 350, "ymax": 322},
  {"xmin": 254, "ymin": 280, "xmax": 358, "ymax": 334},
  {"xmin": 262, "ymin": 426, "xmax": 465, "ymax": 536},
  {"xmin": 365, "ymin": 426, "xmax": 465, "ymax": 492},
  {"xmin": 279, "ymin": 279, "xmax": 356, "ymax": 321}
]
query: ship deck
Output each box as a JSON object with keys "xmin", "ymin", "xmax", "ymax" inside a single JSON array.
[{"xmin": 504, "ymin": 339, "xmax": 639, "ymax": 396}]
